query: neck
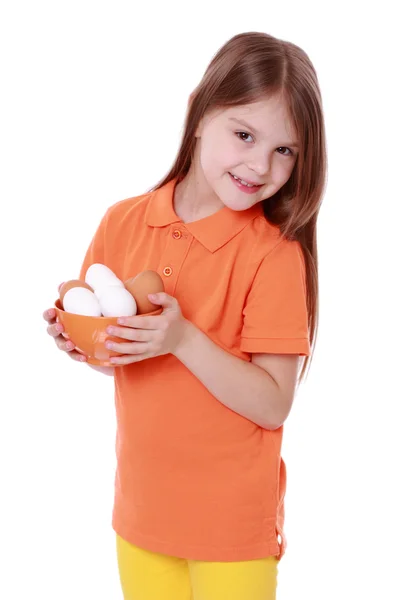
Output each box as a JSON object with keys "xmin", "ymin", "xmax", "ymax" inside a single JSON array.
[{"xmin": 174, "ymin": 164, "xmax": 225, "ymax": 224}]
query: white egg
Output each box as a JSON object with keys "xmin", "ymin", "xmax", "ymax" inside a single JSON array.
[
  {"xmin": 85, "ymin": 263, "xmax": 124, "ymax": 293},
  {"xmin": 97, "ymin": 286, "xmax": 137, "ymax": 317},
  {"xmin": 63, "ymin": 287, "xmax": 102, "ymax": 316},
  {"xmin": 94, "ymin": 283, "xmax": 122, "ymax": 301}
]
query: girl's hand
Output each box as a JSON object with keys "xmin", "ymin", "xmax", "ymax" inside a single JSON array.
[
  {"xmin": 43, "ymin": 291, "xmax": 87, "ymax": 362},
  {"xmin": 104, "ymin": 292, "xmax": 188, "ymax": 365},
  {"xmin": 44, "ymin": 307, "xmax": 115, "ymax": 374}
]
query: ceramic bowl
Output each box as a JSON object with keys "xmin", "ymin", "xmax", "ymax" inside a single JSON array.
[{"xmin": 54, "ymin": 298, "xmax": 162, "ymax": 366}]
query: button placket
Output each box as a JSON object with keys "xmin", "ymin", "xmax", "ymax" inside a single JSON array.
[{"xmin": 159, "ymin": 226, "xmax": 192, "ymax": 293}]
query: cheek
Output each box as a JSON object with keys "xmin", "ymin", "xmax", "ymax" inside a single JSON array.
[
  {"xmin": 200, "ymin": 134, "xmax": 237, "ymax": 175},
  {"xmin": 274, "ymin": 160, "xmax": 295, "ymax": 185}
]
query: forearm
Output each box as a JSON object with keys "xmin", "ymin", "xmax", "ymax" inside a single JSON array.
[{"xmin": 174, "ymin": 321, "xmax": 282, "ymax": 430}]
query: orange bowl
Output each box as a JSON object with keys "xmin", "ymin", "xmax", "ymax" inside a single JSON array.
[{"xmin": 54, "ymin": 298, "xmax": 162, "ymax": 366}]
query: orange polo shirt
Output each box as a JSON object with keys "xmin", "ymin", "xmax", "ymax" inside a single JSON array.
[{"xmin": 79, "ymin": 177, "xmax": 310, "ymax": 561}]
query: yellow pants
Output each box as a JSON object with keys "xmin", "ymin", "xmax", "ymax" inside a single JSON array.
[{"xmin": 116, "ymin": 534, "xmax": 278, "ymax": 600}]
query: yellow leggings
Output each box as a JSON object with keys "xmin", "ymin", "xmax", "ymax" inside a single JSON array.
[{"xmin": 116, "ymin": 534, "xmax": 278, "ymax": 600}]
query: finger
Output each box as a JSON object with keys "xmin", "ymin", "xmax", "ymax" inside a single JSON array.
[
  {"xmin": 43, "ymin": 308, "xmax": 56, "ymax": 323},
  {"xmin": 106, "ymin": 326, "xmax": 153, "ymax": 342},
  {"xmin": 47, "ymin": 322, "xmax": 64, "ymax": 338},
  {"xmin": 149, "ymin": 292, "xmax": 176, "ymax": 307},
  {"xmin": 54, "ymin": 336, "xmax": 87, "ymax": 361},
  {"xmin": 116, "ymin": 315, "xmax": 164, "ymax": 330},
  {"xmin": 55, "ymin": 336, "xmax": 76, "ymax": 352},
  {"xmin": 105, "ymin": 341, "xmax": 151, "ymax": 355},
  {"xmin": 109, "ymin": 352, "xmax": 153, "ymax": 365},
  {"xmin": 68, "ymin": 350, "xmax": 87, "ymax": 362}
]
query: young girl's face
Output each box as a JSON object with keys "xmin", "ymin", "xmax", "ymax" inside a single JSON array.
[{"xmin": 194, "ymin": 95, "xmax": 299, "ymax": 211}]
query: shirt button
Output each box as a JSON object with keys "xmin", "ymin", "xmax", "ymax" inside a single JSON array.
[
  {"xmin": 172, "ymin": 229, "xmax": 182, "ymax": 239},
  {"xmin": 163, "ymin": 266, "xmax": 173, "ymax": 277}
]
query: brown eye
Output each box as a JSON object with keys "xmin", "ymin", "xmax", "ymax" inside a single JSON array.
[
  {"xmin": 235, "ymin": 131, "xmax": 254, "ymax": 143},
  {"xmin": 277, "ymin": 147, "xmax": 294, "ymax": 156}
]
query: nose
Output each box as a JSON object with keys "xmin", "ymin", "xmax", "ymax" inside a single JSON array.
[{"xmin": 246, "ymin": 147, "xmax": 271, "ymax": 177}]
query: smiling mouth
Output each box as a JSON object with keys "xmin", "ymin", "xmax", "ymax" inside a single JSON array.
[{"xmin": 229, "ymin": 173, "xmax": 262, "ymax": 187}]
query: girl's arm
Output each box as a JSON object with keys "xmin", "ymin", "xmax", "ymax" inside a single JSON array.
[
  {"xmin": 106, "ymin": 288, "xmax": 304, "ymax": 429},
  {"xmin": 174, "ymin": 321, "xmax": 298, "ymax": 431}
]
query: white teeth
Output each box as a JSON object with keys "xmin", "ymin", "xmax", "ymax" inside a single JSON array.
[{"xmin": 232, "ymin": 173, "xmax": 256, "ymax": 187}]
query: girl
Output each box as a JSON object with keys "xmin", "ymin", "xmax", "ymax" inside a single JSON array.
[{"xmin": 43, "ymin": 31, "xmax": 326, "ymax": 600}]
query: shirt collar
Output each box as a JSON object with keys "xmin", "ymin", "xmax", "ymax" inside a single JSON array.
[{"xmin": 145, "ymin": 178, "xmax": 264, "ymax": 253}]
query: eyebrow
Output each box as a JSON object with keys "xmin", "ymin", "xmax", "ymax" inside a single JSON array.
[{"xmin": 229, "ymin": 117, "xmax": 299, "ymax": 148}]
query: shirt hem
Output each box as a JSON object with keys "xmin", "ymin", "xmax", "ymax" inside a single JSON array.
[
  {"xmin": 112, "ymin": 518, "xmax": 281, "ymax": 562},
  {"xmin": 240, "ymin": 336, "xmax": 311, "ymax": 355}
]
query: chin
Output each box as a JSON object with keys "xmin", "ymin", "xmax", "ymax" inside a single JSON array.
[
  {"xmin": 222, "ymin": 194, "xmax": 259, "ymax": 211},
  {"xmin": 225, "ymin": 201, "xmax": 256, "ymax": 212}
]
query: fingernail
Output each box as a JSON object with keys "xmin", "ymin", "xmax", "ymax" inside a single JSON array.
[
  {"xmin": 56, "ymin": 324, "xmax": 63, "ymax": 332},
  {"xmin": 105, "ymin": 341, "xmax": 113, "ymax": 349},
  {"xmin": 79, "ymin": 355, "xmax": 87, "ymax": 362},
  {"xmin": 66, "ymin": 342, "xmax": 74, "ymax": 350}
]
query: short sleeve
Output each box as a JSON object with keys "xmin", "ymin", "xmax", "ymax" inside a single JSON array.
[
  {"xmin": 78, "ymin": 208, "xmax": 111, "ymax": 282},
  {"xmin": 240, "ymin": 239, "xmax": 311, "ymax": 356}
]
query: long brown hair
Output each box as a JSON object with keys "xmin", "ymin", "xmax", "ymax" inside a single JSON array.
[{"xmin": 148, "ymin": 32, "xmax": 327, "ymax": 384}]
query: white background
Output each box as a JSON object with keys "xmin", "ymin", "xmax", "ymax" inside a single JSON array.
[{"xmin": 1, "ymin": 1, "xmax": 399, "ymax": 598}]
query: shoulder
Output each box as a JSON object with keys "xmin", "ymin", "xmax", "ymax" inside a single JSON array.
[
  {"xmin": 247, "ymin": 214, "xmax": 305, "ymax": 272},
  {"xmin": 103, "ymin": 189, "xmax": 153, "ymax": 227}
]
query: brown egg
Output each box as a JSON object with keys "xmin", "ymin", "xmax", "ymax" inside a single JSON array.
[
  {"xmin": 59, "ymin": 280, "xmax": 94, "ymax": 308},
  {"xmin": 124, "ymin": 270, "xmax": 164, "ymax": 314}
]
